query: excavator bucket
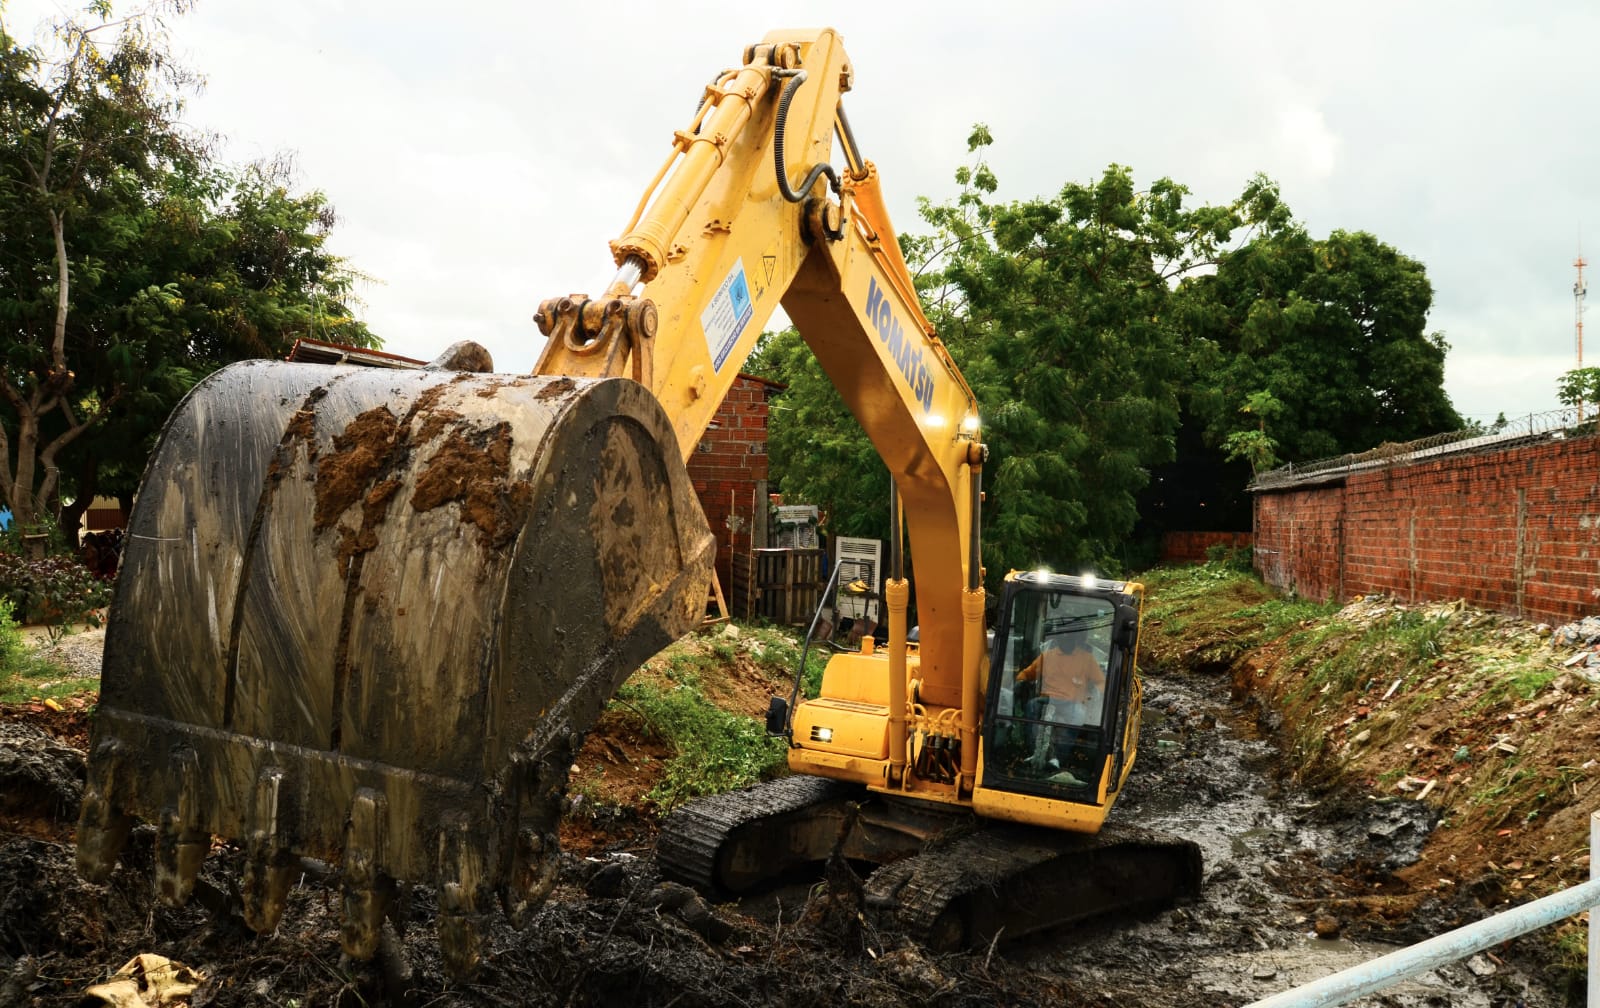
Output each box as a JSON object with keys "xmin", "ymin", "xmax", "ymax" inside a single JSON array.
[{"xmin": 76, "ymin": 359, "xmax": 714, "ymax": 976}]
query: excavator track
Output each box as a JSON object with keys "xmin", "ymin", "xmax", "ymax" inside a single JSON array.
[
  {"xmin": 658, "ymin": 776, "xmax": 1200, "ymax": 951},
  {"xmin": 861, "ymin": 821, "xmax": 1202, "ymax": 950},
  {"xmin": 657, "ymin": 775, "xmax": 864, "ymax": 893}
]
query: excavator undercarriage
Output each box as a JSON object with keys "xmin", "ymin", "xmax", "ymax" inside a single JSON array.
[{"xmin": 658, "ymin": 775, "xmax": 1202, "ymax": 950}]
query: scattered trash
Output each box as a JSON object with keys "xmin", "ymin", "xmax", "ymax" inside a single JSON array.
[
  {"xmin": 1466, "ymin": 953, "xmax": 1497, "ymax": 978},
  {"xmin": 83, "ymin": 955, "xmax": 203, "ymax": 1008}
]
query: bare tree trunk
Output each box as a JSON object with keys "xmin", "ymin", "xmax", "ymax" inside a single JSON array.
[
  {"xmin": 50, "ymin": 208, "xmax": 69, "ymax": 363},
  {"xmin": 58, "ymin": 455, "xmax": 98, "ymax": 550},
  {"xmin": 7, "ymin": 397, "xmax": 44, "ymax": 528}
]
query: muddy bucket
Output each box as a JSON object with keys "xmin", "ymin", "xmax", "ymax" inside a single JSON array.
[{"xmin": 76, "ymin": 359, "xmax": 714, "ymax": 975}]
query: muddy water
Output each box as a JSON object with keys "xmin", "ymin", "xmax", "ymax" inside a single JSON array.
[{"xmin": 1014, "ymin": 666, "xmax": 1566, "ymax": 1008}]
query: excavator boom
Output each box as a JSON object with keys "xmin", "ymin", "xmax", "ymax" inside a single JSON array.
[{"xmin": 77, "ymin": 27, "xmax": 1198, "ymax": 975}]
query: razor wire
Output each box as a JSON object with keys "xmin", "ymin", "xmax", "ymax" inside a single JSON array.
[{"xmin": 1249, "ymin": 407, "xmax": 1588, "ymax": 490}]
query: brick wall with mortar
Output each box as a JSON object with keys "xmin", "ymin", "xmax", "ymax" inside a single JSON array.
[
  {"xmin": 1161, "ymin": 531, "xmax": 1253, "ymax": 565},
  {"xmin": 687, "ymin": 373, "xmax": 781, "ymax": 609},
  {"xmin": 1252, "ymin": 433, "xmax": 1600, "ymax": 625}
]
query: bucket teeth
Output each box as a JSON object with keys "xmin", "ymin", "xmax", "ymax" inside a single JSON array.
[
  {"xmin": 437, "ymin": 815, "xmax": 486, "ymax": 979},
  {"xmin": 241, "ymin": 769, "xmax": 293, "ymax": 934},
  {"xmin": 154, "ymin": 748, "xmax": 206, "ymax": 907},
  {"xmin": 340, "ymin": 789, "xmax": 392, "ymax": 961},
  {"xmin": 76, "ymin": 739, "xmax": 132, "ymax": 884},
  {"xmin": 503, "ymin": 827, "xmax": 559, "ymax": 928}
]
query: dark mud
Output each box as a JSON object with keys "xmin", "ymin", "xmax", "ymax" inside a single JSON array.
[
  {"xmin": 1031, "ymin": 666, "xmax": 1568, "ymax": 1007},
  {"xmin": 0, "ymin": 665, "xmax": 1573, "ymax": 1007}
]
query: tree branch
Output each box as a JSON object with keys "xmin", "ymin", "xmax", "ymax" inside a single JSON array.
[{"xmin": 35, "ymin": 387, "xmax": 121, "ymax": 507}]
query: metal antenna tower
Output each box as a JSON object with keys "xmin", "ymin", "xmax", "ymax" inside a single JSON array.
[{"xmin": 1577, "ymin": 253, "xmax": 1588, "ymax": 421}]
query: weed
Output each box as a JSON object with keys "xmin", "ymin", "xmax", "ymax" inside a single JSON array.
[
  {"xmin": 1203, "ymin": 543, "xmax": 1254, "ymax": 572},
  {"xmin": 661, "ymin": 651, "xmax": 710, "ymax": 686},
  {"xmin": 613, "ymin": 678, "xmax": 787, "ymax": 811},
  {"xmin": 1469, "ymin": 656, "xmax": 1561, "ymax": 712},
  {"xmin": 1230, "ymin": 597, "xmax": 1340, "ymax": 638},
  {"xmin": 735, "ymin": 624, "xmax": 828, "ymax": 698},
  {"xmin": 1543, "ymin": 923, "xmax": 1592, "ymax": 1004},
  {"xmin": 0, "ymin": 599, "xmax": 95, "ymax": 703}
]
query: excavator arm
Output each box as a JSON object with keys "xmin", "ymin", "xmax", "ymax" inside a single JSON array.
[
  {"xmin": 533, "ymin": 25, "xmax": 987, "ymax": 741},
  {"xmin": 74, "ymin": 27, "xmax": 993, "ymax": 979}
]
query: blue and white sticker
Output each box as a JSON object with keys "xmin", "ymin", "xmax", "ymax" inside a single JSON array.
[{"xmin": 701, "ymin": 260, "xmax": 754, "ymax": 372}]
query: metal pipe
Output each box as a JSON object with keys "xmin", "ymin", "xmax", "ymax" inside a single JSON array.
[
  {"xmin": 785, "ymin": 557, "xmax": 847, "ymax": 737},
  {"xmin": 612, "ymin": 58, "xmax": 772, "ymax": 280},
  {"xmin": 834, "ymin": 104, "xmax": 866, "ymax": 179},
  {"xmin": 1245, "ymin": 814, "xmax": 1600, "ymax": 1008},
  {"xmin": 889, "ymin": 476, "xmax": 903, "ymax": 581},
  {"xmin": 957, "ymin": 460, "xmax": 985, "ymax": 790},
  {"xmin": 967, "ymin": 459, "xmax": 982, "ymax": 591}
]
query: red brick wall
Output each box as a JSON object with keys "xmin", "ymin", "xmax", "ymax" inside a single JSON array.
[
  {"xmin": 1160, "ymin": 531, "xmax": 1253, "ymax": 565},
  {"xmin": 1253, "ymin": 435, "xmax": 1600, "ymax": 624},
  {"xmin": 687, "ymin": 374, "xmax": 777, "ymax": 605}
]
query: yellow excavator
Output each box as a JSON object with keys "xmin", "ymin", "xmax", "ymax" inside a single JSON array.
[{"xmin": 75, "ymin": 28, "xmax": 1199, "ymax": 976}]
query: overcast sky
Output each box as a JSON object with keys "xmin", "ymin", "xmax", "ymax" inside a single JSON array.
[{"xmin": 6, "ymin": 0, "xmax": 1597, "ymax": 431}]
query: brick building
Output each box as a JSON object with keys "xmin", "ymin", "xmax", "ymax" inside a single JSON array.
[{"xmin": 686, "ymin": 373, "xmax": 784, "ymax": 614}]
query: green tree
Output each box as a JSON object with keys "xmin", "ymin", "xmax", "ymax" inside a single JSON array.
[
  {"xmin": 1556, "ymin": 366, "xmax": 1600, "ymax": 411},
  {"xmin": 1220, "ymin": 390, "xmax": 1285, "ymax": 475},
  {"xmin": 914, "ymin": 132, "xmax": 1252, "ymax": 576},
  {"xmin": 756, "ymin": 132, "xmax": 1463, "ymax": 587},
  {"xmin": 749, "ymin": 326, "xmax": 892, "ymax": 543},
  {"xmin": 760, "ymin": 129, "xmax": 1253, "ymax": 580},
  {"xmin": 0, "ymin": 4, "xmax": 374, "ymax": 534},
  {"xmin": 1180, "ymin": 205, "xmax": 1461, "ymax": 466}
]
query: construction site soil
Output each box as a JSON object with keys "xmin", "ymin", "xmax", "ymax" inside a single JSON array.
[{"xmin": 0, "ymin": 579, "xmax": 1591, "ymax": 1007}]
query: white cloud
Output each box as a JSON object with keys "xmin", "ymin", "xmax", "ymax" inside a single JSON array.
[{"xmin": 6, "ymin": 0, "xmax": 1600, "ymax": 433}]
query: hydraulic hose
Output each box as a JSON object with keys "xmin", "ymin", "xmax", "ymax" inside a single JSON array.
[{"xmin": 772, "ymin": 68, "xmax": 840, "ymax": 203}]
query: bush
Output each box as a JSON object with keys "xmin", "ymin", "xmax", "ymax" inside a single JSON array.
[
  {"xmin": 0, "ymin": 597, "xmax": 98, "ymax": 702},
  {"xmin": 615, "ymin": 678, "xmax": 788, "ymax": 811},
  {"xmin": 0, "ymin": 551, "xmax": 112, "ymax": 629},
  {"xmin": 0, "ymin": 599, "xmax": 28, "ymax": 671},
  {"xmin": 1204, "ymin": 542, "xmax": 1255, "ymax": 572}
]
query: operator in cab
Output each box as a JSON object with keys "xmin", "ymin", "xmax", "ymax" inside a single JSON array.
[{"xmin": 1017, "ymin": 634, "xmax": 1107, "ymax": 727}]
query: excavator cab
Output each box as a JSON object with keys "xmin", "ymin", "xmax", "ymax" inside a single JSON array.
[{"xmin": 981, "ymin": 572, "xmax": 1143, "ymax": 807}]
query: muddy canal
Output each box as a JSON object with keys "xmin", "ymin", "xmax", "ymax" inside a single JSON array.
[{"xmin": 1029, "ymin": 663, "xmax": 1567, "ymax": 1007}]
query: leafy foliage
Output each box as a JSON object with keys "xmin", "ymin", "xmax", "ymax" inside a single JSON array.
[
  {"xmin": 755, "ymin": 128, "xmax": 1462, "ymax": 596},
  {"xmin": 0, "ymin": 5, "xmax": 376, "ymax": 530},
  {"xmin": 1180, "ymin": 210, "xmax": 1461, "ymax": 464},
  {"xmin": 0, "ymin": 549, "xmax": 109, "ymax": 628},
  {"xmin": 1555, "ymin": 366, "xmax": 1600, "ymax": 409},
  {"xmin": 0, "ymin": 596, "xmax": 93, "ymax": 702}
]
